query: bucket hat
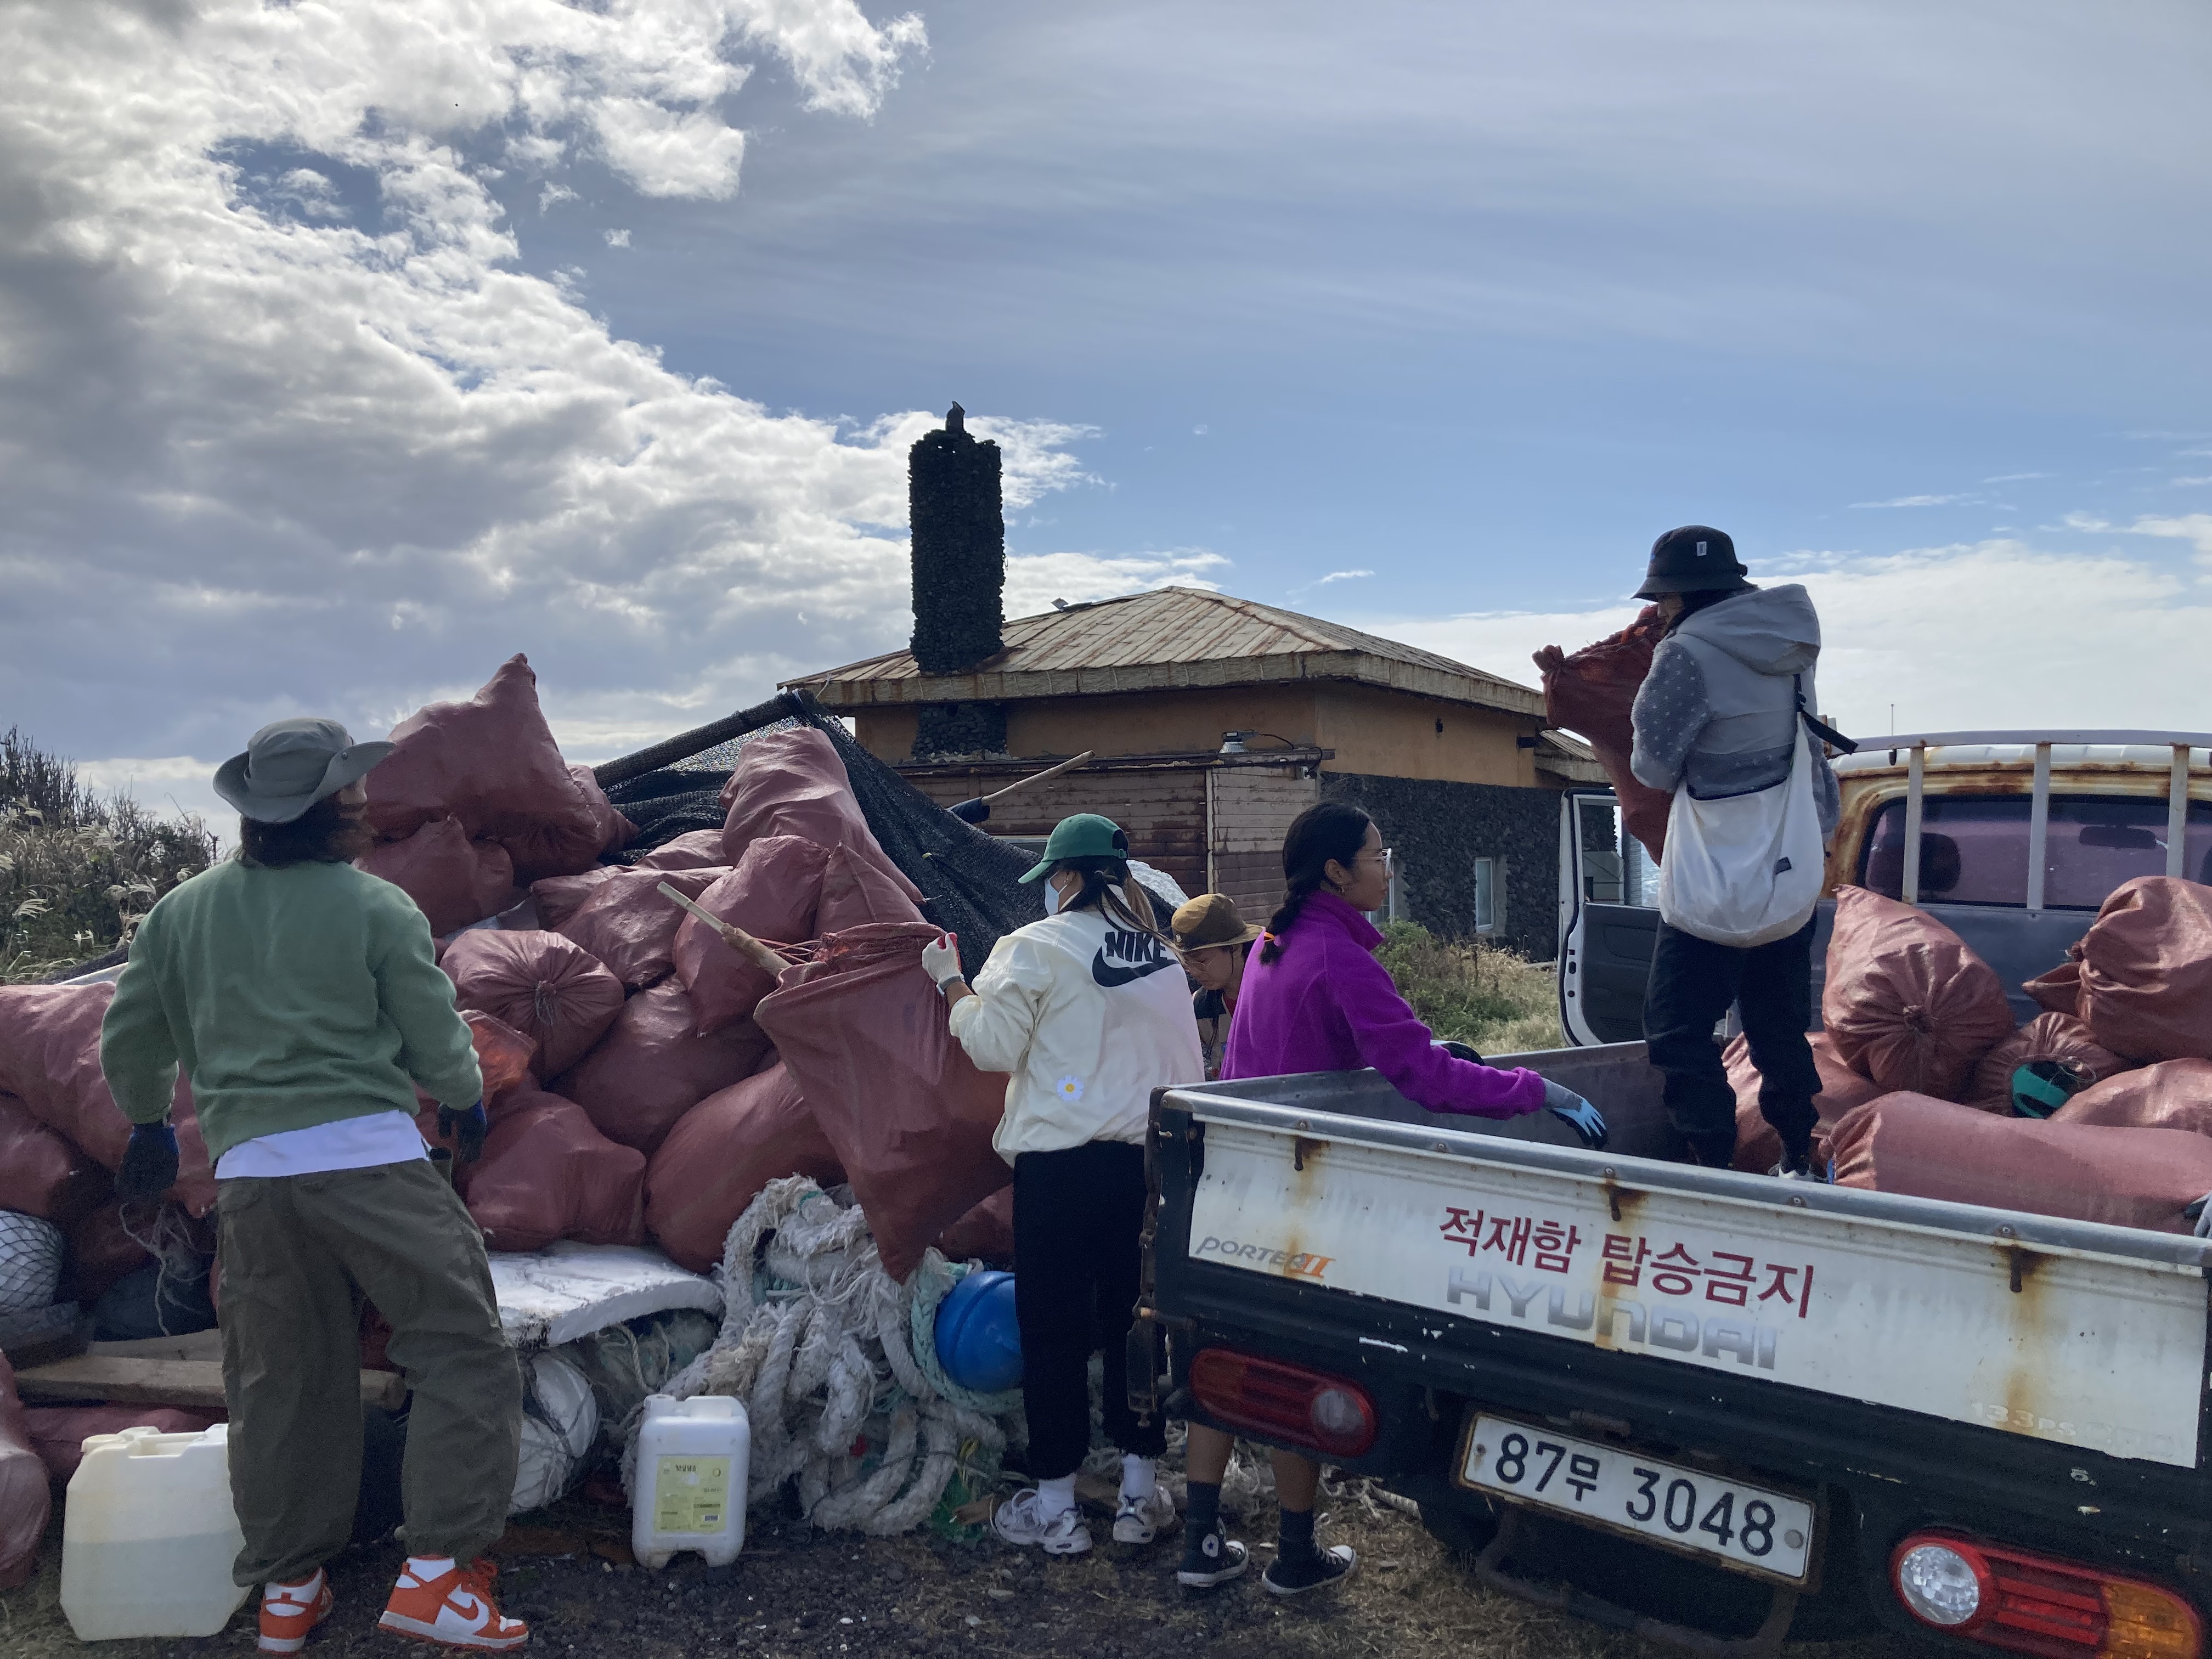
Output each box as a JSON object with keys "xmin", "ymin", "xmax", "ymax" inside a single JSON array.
[
  {"xmin": 1017, "ymin": 812, "xmax": 1129, "ymax": 882},
  {"xmin": 1635, "ymin": 524, "xmax": 1750, "ymax": 598},
  {"xmin": 213, "ymin": 718, "xmax": 393, "ymax": 825},
  {"xmin": 1170, "ymin": 893, "xmax": 1263, "ymax": 953}
]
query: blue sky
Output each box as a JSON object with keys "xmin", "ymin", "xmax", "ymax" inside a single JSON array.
[{"xmin": 2, "ymin": 1, "xmax": 2206, "ymax": 825}]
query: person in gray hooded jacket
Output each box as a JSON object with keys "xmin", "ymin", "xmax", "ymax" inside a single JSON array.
[{"xmin": 1629, "ymin": 526, "xmax": 1840, "ymax": 1175}]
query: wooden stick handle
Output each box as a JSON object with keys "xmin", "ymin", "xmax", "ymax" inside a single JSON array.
[
  {"xmin": 656, "ymin": 882, "xmax": 787, "ymax": 977},
  {"xmin": 982, "ymin": 751, "xmax": 1094, "ymax": 805}
]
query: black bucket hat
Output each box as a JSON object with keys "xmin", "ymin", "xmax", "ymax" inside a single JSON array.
[{"xmin": 1635, "ymin": 525, "xmax": 1750, "ymax": 598}]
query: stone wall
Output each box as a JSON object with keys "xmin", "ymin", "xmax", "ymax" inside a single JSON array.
[{"xmin": 1319, "ymin": 772, "xmax": 1560, "ymax": 960}]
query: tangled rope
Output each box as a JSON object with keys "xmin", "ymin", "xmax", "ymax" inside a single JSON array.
[{"xmin": 636, "ymin": 1176, "xmax": 1025, "ymax": 1537}]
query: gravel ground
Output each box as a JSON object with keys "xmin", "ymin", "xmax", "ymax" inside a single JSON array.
[{"xmin": 2, "ymin": 1485, "xmax": 1922, "ymax": 1659}]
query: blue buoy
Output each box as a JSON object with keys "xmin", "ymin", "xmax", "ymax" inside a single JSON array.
[{"xmin": 934, "ymin": 1270, "xmax": 1023, "ymax": 1393}]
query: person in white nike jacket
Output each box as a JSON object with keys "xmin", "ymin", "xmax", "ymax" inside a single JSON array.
[{"xmin": 921, "ymin": 814, "xmax": 1203, "ymax": 1559}]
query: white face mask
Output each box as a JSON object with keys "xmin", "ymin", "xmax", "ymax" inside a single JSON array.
[{"xmin": 1042, "ymin": 877, "xmax": 1064, "ymax": 916}]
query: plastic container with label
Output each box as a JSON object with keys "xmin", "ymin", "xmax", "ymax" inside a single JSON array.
[
  {"xmin": 631, "ymin": 1393, "xmax": 749, "ymax": 1570},
  {"xmin": 61, "ymin": 1422, "xmax": 251, "ymax": 1640}
]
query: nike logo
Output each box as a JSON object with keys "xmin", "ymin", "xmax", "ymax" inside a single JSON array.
[
  {"xmin": 1093, "ymin": 927, "xmax": 1177, "ymax": 988},
  {"xmin": 446, "ymin": 1591, "xmax": 487, "ymax": 1623}
]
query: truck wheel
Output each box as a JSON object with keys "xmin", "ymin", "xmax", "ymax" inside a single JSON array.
[{"xmin": 1418, "ymin": 1497, "xmax": 1500, "ymax": 1558}]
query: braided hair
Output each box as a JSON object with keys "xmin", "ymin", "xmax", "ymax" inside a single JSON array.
[{"xmin": 1259, "ymin": 802, "xmax": 1373, "ymax": 965}]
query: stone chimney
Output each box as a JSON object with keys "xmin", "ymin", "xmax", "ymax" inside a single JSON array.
[{"xmin": 908, "ymin": 404, "xmax": 1009, "ymax": 759}]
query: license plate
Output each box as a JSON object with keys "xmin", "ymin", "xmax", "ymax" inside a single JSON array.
[{"xmin": 1458, "ymin": 1414, "xmax": 1815, "ymax": 1585}]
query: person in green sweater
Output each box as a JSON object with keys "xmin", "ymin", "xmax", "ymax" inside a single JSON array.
[{"xmin": 100, "ymin": 718, "xmax": 530, "ymax": 1655}]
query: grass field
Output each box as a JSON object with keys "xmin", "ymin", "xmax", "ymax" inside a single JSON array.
[{"xmin": 1375, "ymin": 922, "xmax": 1564, "ymax": 1057}]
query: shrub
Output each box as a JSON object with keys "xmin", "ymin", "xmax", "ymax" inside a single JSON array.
[
  {"xmin": 1, "ymin": 727, "xmax": 218, "ymax": 981},
  {"xmin": 1375, "ymin": 920, "xmax": 1561, "ymax": 1057}
]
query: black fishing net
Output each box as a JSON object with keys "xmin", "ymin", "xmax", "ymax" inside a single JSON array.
[{"xmin": 603, "ymin": 697, "xmax": 1043, "ymax": 977}]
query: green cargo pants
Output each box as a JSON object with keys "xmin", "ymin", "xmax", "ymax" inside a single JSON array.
[{"xmin": 216, "ymin": 1158, "xmax": 521, "ymax": 1587}]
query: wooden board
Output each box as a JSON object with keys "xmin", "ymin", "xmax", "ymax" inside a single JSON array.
[{"xmin": 14, "ymin": 1355, "xmax": 406, "ymax": 1413}]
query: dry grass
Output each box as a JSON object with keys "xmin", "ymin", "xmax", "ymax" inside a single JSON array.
[{"xmin": 1376, "ymin": 922, "xmax": 1564, "ymax": 1058}]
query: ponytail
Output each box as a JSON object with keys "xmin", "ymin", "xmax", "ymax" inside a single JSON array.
[
  {"xmin": 1050, "ymin": 855, "xmax": 1174, "ymax": 949},
  {"xmin": 1259, "ymin": 802, "xmax": 1373, "ymax": 965}
]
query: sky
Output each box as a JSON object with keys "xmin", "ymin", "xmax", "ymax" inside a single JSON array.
[{"xmin": 2, "ymin": 0, "xmax": 2207, "ymax": 829}]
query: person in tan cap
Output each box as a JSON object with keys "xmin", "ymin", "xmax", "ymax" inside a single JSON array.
[{"xmin": 1170, "ymin": 894, "xmax": 1262, "ymax": 1080}]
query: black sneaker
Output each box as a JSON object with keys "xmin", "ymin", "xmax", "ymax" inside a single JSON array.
[
  {"xmin": 1175, "ymin": 1521, "xmax": 1249, "ymax": 1589},
  {"xmin": 1262, "ymin": 1544, "xmax": 1356, "ymax": 1596}
]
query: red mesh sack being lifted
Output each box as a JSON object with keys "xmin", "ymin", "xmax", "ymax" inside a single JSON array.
[
  {"xmin": 1723, "ymin": 1032, "xmax": 1883, "ymax": 1171},
  {"xmin": 439, "ymin": 929, "xmax": 624, "ymax": 1078},
  {"xmin": 0, "ymin": 984, "xmax": 217, "ymax": 1216},
  {"xmin": 639, "ymin": 830, "xmax": 731, "ymax": 871},
  {"xmin": 1965, "ymin": 1014, "xmax": 2130, "ymax": 1110},
  {"xmin": 673, "ymin": 837, "xmax": 831, "ymax": 1035},
  {"xmin": 356, "ymin": 817, "xmax": 517, "ymax": 935},
  {"xmin": 755, "ymin": 923, "xmax": 1012, "ymax": 1282},
  {"xmin": 0, "ymin": 1353, "xmax": 50, "ymax": 1590},
  {"xmin": 461, "ymin": 1090, "xmax": 647, "ymax": 1252},
  {"xmin": 814, "ymin": 843, "xmax": 926, "ymax": 933},
  {"xmin": 645, "ymin": 1064, "xmax": 843, "ymax": 1273},
  {"xmin": 1820, "ymin": 887, "xmax": 2017, "ymax": 1100},
  {"xmin": 2074, "ymin": 877, "xmax": 2212, "ymax": 1064},
  {"xmin": 934, "ymin": 1188, "xmax": 1015, "ymax": 1268},
  {"xmin": 553, "ymin": 979, "xmax": 769, "ymax": 1154},
  {"xmin": 718, "ymin": 727, "xmax": 922, "ymax": 902},
  {"xmin": 0, "ymin": 1091, "xmax": 109, "ymax": 1224},
  {"xmin": 364, "ymin": 655, "xmax": 623, "ymax": 876},
  {"xmin": 557, "ymin": 866, "xmax": 726, "ymax": 990},
  {"xmin": 501, "ymin": 766, "xmax": 637, "ymax": 885},
  {"xmin": 1533, "ymin": 608, "xmax": 1672, "ymax": 863},
  {"xmin": 2052, "ymin": 1060, "xmax": 2212, "ymax": 1136},
  {"xmin": 1829, "ymin": 1091, "xmax": 2212, "ymax": 1233}
]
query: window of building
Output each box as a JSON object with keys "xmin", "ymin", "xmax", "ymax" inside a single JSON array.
[{"xmin": 1473, "ymin": 857, "xmax": 1497, "ymax": 933}]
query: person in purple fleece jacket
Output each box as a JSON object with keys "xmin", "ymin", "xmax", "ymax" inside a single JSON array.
[{"xmin": 1177, "ymin": 802, "xmax": 1607, "ymax": 1598}]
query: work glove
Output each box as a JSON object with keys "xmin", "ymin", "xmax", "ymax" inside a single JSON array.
[
  {"xmin": 920, "ymin": 932, "xmax": 965, "ymax": 991},
  {"xmin": 1542, "ymin": 1079, "xmax": 1609, "ymax": 1150},
  {"xmin": 1435, "ymin": 1040, "xmax": 1485, "ymax": 1064},
  {"xmin": 2189, "ymin": 1195, "xmax": 2212, "ymax": 1240},
  {"xmin": 116, "ymin": 1120, "xmax": 180, "ymax": 1202},
  {"xmin": 438, "ymin": 1098, "xmax": 489, "ymax": 1165}
]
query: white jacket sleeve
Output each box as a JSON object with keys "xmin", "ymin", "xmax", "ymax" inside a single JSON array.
[{"xmin": 946, "ymin": 934, "xmax": 1052, "ymax": 1075}]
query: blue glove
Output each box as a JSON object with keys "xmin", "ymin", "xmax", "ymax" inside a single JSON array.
[
  {"xmin": 1542, "ymin": 1079, "xmax": 1608, "ymax": 1150},
  {"xmin": 1435, "ymin": 1040, "xmax": 1485, "ymax": 1064},
  {"xmin": 438, "ymin": 1098, "xmax": 489, "ymax": 1164},
  {"xmin": 116, "ymin": 1120, "xmax": 180, "ymax": 1201}
]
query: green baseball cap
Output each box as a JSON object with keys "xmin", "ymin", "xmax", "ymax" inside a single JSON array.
[{"xmin": 1018, "ymin": 812, "xmax": 1130, "ymax": 882}]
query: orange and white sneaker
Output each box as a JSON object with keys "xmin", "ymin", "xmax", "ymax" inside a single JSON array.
[
  {"xmin": 258, "ymin": 1569, "xmax": 334, "ymax": 1654},
  {"xmin": 377, "ymin": 1557, "xmax": 529, "ymax": 1650}
]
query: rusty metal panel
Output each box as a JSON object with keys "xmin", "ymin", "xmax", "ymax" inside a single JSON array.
[{"xmin": 1183, "ymin": 1108, "xmax": 2209, "ymax": 1469}]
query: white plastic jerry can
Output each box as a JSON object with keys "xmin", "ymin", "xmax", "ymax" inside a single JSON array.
[
  {"xmin": 631, "ymin": 1393, "xmax": 750, "ymax": 1570},
  {"xmin": 61, "ymin": 1422, "xmax": 252, "ymax": 1641}
]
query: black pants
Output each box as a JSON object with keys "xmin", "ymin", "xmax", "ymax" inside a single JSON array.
[
  {"xmin": 1643, "ymin": 917, "xmax": 1820, "ymax": 1169},
  {"xmin": 1012, "ymin": 1141, "xmax": 1166, "ymax": 1480}
]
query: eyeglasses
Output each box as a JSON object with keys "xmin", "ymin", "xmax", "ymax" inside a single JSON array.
[{"xmin": 1355, "ymin": 848, "xmax": 1395, "ymax": 872}]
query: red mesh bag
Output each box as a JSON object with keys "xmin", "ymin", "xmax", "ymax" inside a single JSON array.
[
  {"xmin": 1723, "ymin": 1032, "xmax": 1883, "ymax": 1171},
  {"xmin": 639, "ymin": 830, "xmax": 731, "ymax": 871},
  {"xmin": 0, "ymin": 1354, "xmax": 50, "ymax": 1589},
  {"xmin": 934, "ymin": 1188, "xmax": 1015, "ymax": 1268},
  {"xmin": 718, "ymin": 727, "xmax": 921, "ymax": 902},
  {"xmin": 552, "ymin": 980, "xmax": 769, "ymax": 1154},
  {"xmin": 356, "ymin": 817, "xmax": 517, "ymax": 935},
  {"xmin": 754, "ymin": 923, "xmax": 1012, "ymax": 1282},
  {"xmin": 23, "ymin": 1407, "xmax": 222, "ymax": 1482},
  {"xmin": 645, "ymin": 1065, "xmax": 843, "ymax": 1273},
  {"xmin": 1, "ymin": 984, "xmax": 216, "ymax": 1216},
  {"xmin": 556, "ymin": 866, "xmax": 726, "ymax": 991},
  {"xmin": 0, "ymin": 1090, "xmax": 110, "ymax": 1224},
  {"xmin": 500, "ymin": 765, "xmax": 637, "ymax": 885},
  {"xmin": 363, "ymin": 655, "xmax": 623, "ymax": 875},
  {"xmin": 2052, "ymin": 1059, "xmax": 2212, "ymax": 1136},
  {"xmin": 2074, "ymin": 877, "xmax": 2212, "ymax": 1064},
  {"xmin": 461, "ymin": 1010, "xmax": 537, "ymax": 1105},
  {"xmin": 814, "ymin": 843, "xmax": 926, "ymax": 934},
  {"xmin": 673, "ymin": 837, "xmax": 830, "ymax": 1035},
  {"xmin": 528, "ymin": 867, "xmax": 617, "ymax": 929},
  {"xmin": 1829, "ymin": 1091, "xmax": 2212, "ymax": 1232},
  {"xmin": 1533, "ymin": 608, "xmax": 1672, "ymax": 862},
  {"xmin": 439, "ymin": 929, "xmax": 624, "ymax": 1079},
  {"xmin": 461, "ymin": 1090, "xmax": 647, "ymax": 1252},
  {"xmin": 2022, "ymin": 958, "xmax": 2081, "ymax": 1017},
  {"xmin": 1965, "ymin": 1014, "xmax": 2130, "ymax": 1110},
  {"xmin": 1820, "ymin": 887, "xmax": 2017, "ymax": 1100}
]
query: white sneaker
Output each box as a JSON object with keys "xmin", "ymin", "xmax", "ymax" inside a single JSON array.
[
  {"xmin": 1111, "ymin": 1487, "xmax": 1177, "ymax": 1545},
  {"xmin": 992, "ymin": 1489, "xmax": 1092, "ymax": 1555}
]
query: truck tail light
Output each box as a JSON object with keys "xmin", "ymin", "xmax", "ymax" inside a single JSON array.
[
  {"xmin": 1891, "ymin": 1532, "xmax": 2200, "ymax": 1659},
  {"xmin": 1188, "ymin": 1348, "xmax": 1377, "ymax": 1457}
]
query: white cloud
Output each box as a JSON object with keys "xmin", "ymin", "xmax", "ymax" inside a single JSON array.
[
  {"xmin": 603, "ymin": 228, "xmax": 632, "ymax": 248},
  {"xmin": 1350, "ymin": 540, "xmax": 2212, "ymax": 738},
  {"xmin": 1849, "ymin": 493, "xmax": 1973, "ymax": 509},
  {"xmin": 1982, "ymin": 471, "xmax": 2051, "ymax": 483},
  {"xmin": 1317, "ymin": 569, "xmax": 1373, "ymax": 584},
  {"xmin": 1003, "ymin": 551, "xmax": 1228, "ymax": 620},
  {"xmin": 2125, "ymin": 513, "xmax": 2212, "ymax": 561}
]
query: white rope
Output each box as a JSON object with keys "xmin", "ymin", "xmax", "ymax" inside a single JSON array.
[{"xmin": 629, "ymin": 1176, "xmax": 1027, "ymax": 1536}]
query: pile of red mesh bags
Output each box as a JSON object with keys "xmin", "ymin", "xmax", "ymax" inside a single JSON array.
[
  {"xmin": 553, "ymin": 980, "xmax": 769, "ymax": 1155},
  {"xmin": 1821, "ymin": 888, "xmax": 2018, "ymax": 1100},
  {"xmin": 439, "ymin": 931, "xmax": 624, "ymax": 1079},
  {"xmin": 1533, "ymin": 609, "xmax": 1672, "ymax": 862},
  {"xmin": 645, "ymin": 1065, "xmax": 843, "ymax": 1273},
  {"xmin": 672, "ymin": 836, "xmax": 828, "ymax": 1035},
  {"xmin": 458, "ymin": 1091, "xmax": 646, "ymax": 1252},
  {"xmin": 2052, "ymin": 1060, "xmax": 2212, "ymax": 1136},
  {"xmin": 720, "ymin": 729, "xmax": 923, "ymax": 903},
  {"xmin": 1963, "ymin": 1014, "xmax": 2128, "ymax": 1110}
]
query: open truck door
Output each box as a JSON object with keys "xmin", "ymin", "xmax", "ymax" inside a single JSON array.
[{"xmin": 1556, "ymin": 788, "xmax": 1660, "ymax": 1046}]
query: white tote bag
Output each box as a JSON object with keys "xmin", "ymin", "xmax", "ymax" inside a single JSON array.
[{"xmin": 1656, "ymin": 721, "xmax": 1826, "ymax": 948}]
